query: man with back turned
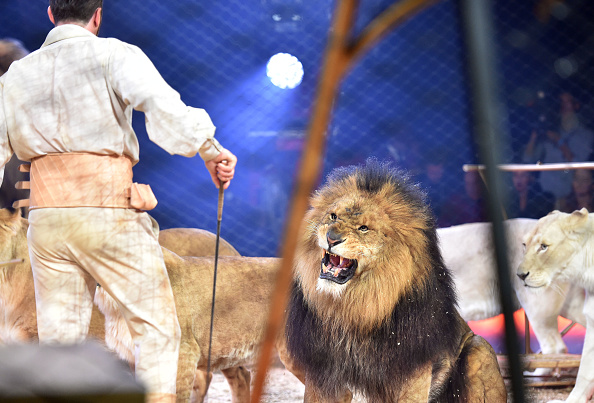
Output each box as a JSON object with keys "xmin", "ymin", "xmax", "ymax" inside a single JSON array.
[{"xmin": 0, "ymin": 1, "xmax": 237, "ymax": 401}]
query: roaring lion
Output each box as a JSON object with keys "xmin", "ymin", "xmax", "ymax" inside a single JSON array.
[
  {"xmin": 517, "ymin": 208, "xmax": 594, "ymax": 403},
  {"xmin": 280, "ymin": 160, "xmax": 507, "ymax": 402}
]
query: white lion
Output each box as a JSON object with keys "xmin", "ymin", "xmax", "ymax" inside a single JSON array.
[
  {"xmin": 439, "ymin": 218, "xmax": 586, "ymax": 356},
  {"xmin": 517, "ymin": 208, "xmax": 594, "ymax": 403}
]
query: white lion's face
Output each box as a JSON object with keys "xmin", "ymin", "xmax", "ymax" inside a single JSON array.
[{"xmin": 517, "ymin": 209, "xmax": 589, "ymax": 289}]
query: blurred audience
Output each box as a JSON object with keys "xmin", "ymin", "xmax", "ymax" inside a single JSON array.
[
  {"xmin": 438, "ymin": 170, "xmax": 488, "ymax": 227},
  {"xmin": 417, "ymin": 149, "xmax": 455, "ymax": 222},
  {"xmin": 506, "ymin": 170, "xmax": 555, "ymax": 219},
  {"xmin": 557, "ymin": 169, "xmax": 594, "ymax": 213},
  {"xmin": 522, "ymin": 91, "xmax": 594, "ymax": 201}
]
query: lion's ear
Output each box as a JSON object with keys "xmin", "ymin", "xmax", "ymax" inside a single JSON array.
[{"xmin": 566, "ymin": 208, "xmax": 590, "ymax": 231}]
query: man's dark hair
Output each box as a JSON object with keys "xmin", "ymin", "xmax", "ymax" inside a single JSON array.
[{"xmin": 49, "ymin": 0, "xmax": 103, "ymax": 24}]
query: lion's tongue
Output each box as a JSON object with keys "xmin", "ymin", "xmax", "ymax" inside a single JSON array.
[
  {"xmin": 329, "ymin": 254, "xmax": 341, "ymax": 266},
  {"xmin": 329, "ymin": 255, "xmax": 352, "ymax": 269},
  {"xmin": 320, "ymin": 253, "xmax": 357, "ymax": 283}
]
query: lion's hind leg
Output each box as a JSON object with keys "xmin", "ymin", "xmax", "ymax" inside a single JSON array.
[
  {"xmin": 190, "ymin": 369, "xmax": 211, "ymax": 403},
  {"xmin": 221, "ymin": 366, "xmax": 251, "ymax": 403},
  {"xmin": 176, "ymin": 339, "xmax": 200, "ymax": 403},
  {"xmin": 454, "ymin": 334, "xmax": 507, "ymax": 403}
]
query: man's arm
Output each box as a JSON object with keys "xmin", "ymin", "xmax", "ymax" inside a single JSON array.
[{"xmin": 108, "ymin": 41, "xmax": 220, "ymax": 159}]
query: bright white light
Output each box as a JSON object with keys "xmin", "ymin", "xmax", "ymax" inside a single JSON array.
[{"xmin": 266, "ymin": 53, "xmax": 304, "ymax": 89}]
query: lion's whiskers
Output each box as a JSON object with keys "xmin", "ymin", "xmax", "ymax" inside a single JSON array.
[{"xmin": 550, "ymin": 282, "xmax": 567, "ymax": 298}]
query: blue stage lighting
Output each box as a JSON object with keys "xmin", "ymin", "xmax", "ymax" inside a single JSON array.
[{"xmin": 266, "ymin": 53, "xmax": 303, "ymax": 89}]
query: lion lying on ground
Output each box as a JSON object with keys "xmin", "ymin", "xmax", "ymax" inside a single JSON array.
[
  {"xmin": 278, "ymin": 160, "xmax": 507, "ymax": 402},
  {"xmin": 517, "ymin": 208, "xmax": 594, "ymax": 403},
  {"xmin": 440, "ymin": 219, "xmax": 586, "ymax": 356}
]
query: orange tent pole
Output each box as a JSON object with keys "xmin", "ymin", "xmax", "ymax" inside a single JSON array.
[{"xmin": 250, "ymin": 1, "xmax": 439, "ymax": 401}]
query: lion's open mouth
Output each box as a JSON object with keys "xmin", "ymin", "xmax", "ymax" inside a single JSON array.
[{"xmin": 320, "ymin": 250, "xmax": 357, "ymax": 284}]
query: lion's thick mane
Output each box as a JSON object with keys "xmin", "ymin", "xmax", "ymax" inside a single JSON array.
[{"xmin": 286, "ymin": 160, "xmax": 466, "ymax": 401}]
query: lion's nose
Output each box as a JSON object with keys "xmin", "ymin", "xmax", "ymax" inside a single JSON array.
[
  {"xmin": 517, "ymin": 271, "xmax": 530, "ymax": 281},
  {"xmin": 326, "ymin": 229, "xmax": 344, "ymax": 249}
]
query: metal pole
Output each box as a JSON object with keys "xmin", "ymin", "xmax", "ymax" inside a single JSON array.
[
  {"xmin": 457, "ymin": 0, "xmax": 526, "ymax": 401},
  {"xmin": 249, "ymin": 1, "xmax": 442, "ymax": 400}
]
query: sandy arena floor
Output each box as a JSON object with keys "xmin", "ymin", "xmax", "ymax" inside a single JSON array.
[{"xmin": 203, "ymin": 365, "xmax": 585, "ymax": 403}]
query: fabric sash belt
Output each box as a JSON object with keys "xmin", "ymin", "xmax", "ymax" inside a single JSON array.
[{"xmin": 24, "ymin": 153, "xmax": 157, "ymax": 210}]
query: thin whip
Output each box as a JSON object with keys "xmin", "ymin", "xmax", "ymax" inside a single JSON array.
[{"xmin": 207, "ymin": 184, "xmax": 224, "ymax": 377}]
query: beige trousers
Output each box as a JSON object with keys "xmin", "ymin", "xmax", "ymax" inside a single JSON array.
[{"xmin": 27, "ymin": 207, "xmax": 181, "ymax": 398}]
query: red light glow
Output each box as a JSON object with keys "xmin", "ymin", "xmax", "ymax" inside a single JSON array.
[{"xmin": 467, "ymin": 309, "xmax": 585, "ymax": 354}]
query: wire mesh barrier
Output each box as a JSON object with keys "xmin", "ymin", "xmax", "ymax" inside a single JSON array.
[{"xmin": 1, "ymin": 0, "xmax": 593, "ymax": 260}]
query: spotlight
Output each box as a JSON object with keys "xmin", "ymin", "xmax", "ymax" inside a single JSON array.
[{"xmin": 266, "ymin": 53, "xmax": 303, "ymax": 89}]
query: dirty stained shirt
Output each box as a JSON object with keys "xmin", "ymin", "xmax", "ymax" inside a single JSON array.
[{"xmin": 0, "ymin": 24, "xmax": 221, "ymax": 186}]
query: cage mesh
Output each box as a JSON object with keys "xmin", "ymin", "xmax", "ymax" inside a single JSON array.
[{"xmin": 1, "ymin": 0, "xmax": 593, "ymax": 257}]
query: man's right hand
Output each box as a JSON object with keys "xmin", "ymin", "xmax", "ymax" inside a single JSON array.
[{"xmin": 205, "ymin": 149, "xmax": 237, "ymax": 189}]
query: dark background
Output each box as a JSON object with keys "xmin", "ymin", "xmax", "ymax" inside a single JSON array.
[{"xmin": 1, "ymin": 0, "xmax": 593, "ymax": 257}]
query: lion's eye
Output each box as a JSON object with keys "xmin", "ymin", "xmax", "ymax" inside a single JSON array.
[
  {"xmin": 522, "ymin": 243, "xmax": 526, "ymax": 253},
  {"xmin": 330, "ymin": 213, "xmax": 337, "ymax": 220},
  {"xmin": 539, "ymin": 244, "xmax": 548, "ymax": 252},
  {"xmin": 358, "ymin": 225, "xmax": 369, "ymax": 232}
]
